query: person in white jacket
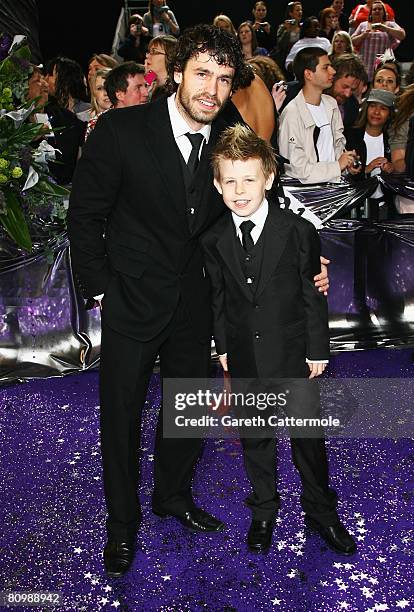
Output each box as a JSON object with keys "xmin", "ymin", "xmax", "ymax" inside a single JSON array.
[{"xmin": 279, "ymin": 47, "xmax": 360, "ymax": 184}]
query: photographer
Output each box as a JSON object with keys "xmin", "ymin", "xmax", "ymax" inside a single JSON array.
[
  {"xmin": 351, "ymin": 1, "xmax": 405, "ymax": 81},
  {"xmin": 250, "ymin": 1, "xmax": 274, "ymax": 51},
  {"xmin": 143, "ymin": 0, "xmax": 179, "ymax": 38},
  {"xmin": 271, "ymin": 1, "xmax": 303, "ymax": 76},
  {"xmin": 118, "ymin": 14, "xmax": 150, "ymax": 63}
]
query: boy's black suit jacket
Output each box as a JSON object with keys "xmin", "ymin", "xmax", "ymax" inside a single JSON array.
[
  {"xmin": 201, "ymin": 203, "xmax": 330, "ymax": 378},
  {"xmin": 68, "ymin": 96, "xmax": 227, "ymax": 343}
]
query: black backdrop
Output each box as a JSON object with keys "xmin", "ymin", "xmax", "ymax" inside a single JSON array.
[{"xmin": 37, "ymin": 0, "xmax": 412, "ymax": 70}]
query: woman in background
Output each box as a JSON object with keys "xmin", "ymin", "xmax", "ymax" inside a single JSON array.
[
  {"xmin": 250, "ymin": 1, "xmax": 274, "ymax": 51},
  {"xmin": 345, "ymin": 89, "xmax": 395, "ymax": 217},
  {"xmin": 85, "ymin": 68, "xmax": 112, "ymax": 140},
  {"xmin": 144, "ymin": 34, "xmax": 177, "ymax": 99},
  {"xmin": 238, "ymin": 21, "xmax": 268, "ymax": 60},
  {"xmin": 248, "ymin": 56, "xmax": 285, "ymax": 92},
  {"xmin": 330, "ymin": 0, "xmax": 349, "ymax": 31},
  {"xmin": 319, "ymin": 7, "xmax": 339, "ymax": 42},
  {"xmin": 118, "ymin": 14, "xmax": 149, "ymax": 63},
  {"xmin": 213, "ymin": 15, "xmax": 236, "ymax": 36},
  {"xmin": 143, "ymin": 0, "xmax": 179, "ymax": 38},
  {"xmin": 351, "ymin": 1, "xmax": 405, "ymax": 81},
  {"xmin": 45, "ymin": 56, "xmax": 90, "ymax": 119},
  {"xmin": 329, "ymin": 31, "xmax": 354, "ymax": 60},
  {"xmin": 272, "ymin": 1, "xmax": 302, "ymax": 75}
]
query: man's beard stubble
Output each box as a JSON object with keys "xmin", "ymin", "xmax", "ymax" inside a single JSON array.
[{"xmin": 176, "ymin": 83, "xmax": 226, "ymax": 126}]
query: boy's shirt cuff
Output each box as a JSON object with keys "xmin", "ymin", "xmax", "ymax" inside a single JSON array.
[{"xmin": 306, "ymin": 358, "xmax": 328, "ymax": 364}]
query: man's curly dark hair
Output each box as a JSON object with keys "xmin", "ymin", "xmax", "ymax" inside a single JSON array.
[{"xmin": 165, "ymin": 24, "xmax": 250, "ymax": 94}]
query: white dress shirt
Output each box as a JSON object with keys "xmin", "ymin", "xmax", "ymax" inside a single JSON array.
[
  {"xmin": 232, "ymin": 198, "xmax": 269, "ymax": 245},
  {"xmin": 167, "ymin": 93, "xmax": 211, "ymax": 162}
]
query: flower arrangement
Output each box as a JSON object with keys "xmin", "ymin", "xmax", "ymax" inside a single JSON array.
[{"xmin": 0, "ymin": 34, "xmax": 69, "ymax": 251}]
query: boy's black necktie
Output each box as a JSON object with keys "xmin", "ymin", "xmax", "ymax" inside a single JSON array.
[
  {"xmin": 239, "ymin": 220, "xmax": 255, "ymax": 253},
  {"xmin": 185, "ymin": 132, "xmax": 204, "ymax": 175}
]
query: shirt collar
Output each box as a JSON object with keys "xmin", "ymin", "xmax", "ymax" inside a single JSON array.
[
  {"xmin": 232, "ymin": 198, "xmax": 269, "ymax": 232},
  {"xmin": 167, "ymin": 93, "xmax": 211, "ymax": 143}
]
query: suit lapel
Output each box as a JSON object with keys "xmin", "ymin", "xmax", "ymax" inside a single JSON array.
[
  {"xmin": 216, "ymin": 216, "xmax": 253, "ymax": 302},
  {"xmin": 144, "ymin": 98, "xmax": 189, "ymax": 226},
  {"xmin": 255, "ymin": 204, "xmax": 291, "ymax": 299}
]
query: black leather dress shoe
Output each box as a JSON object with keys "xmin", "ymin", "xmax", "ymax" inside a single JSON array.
[
  {"xmin": 305, "ymin": 516, "xmax": 357, "ymax": 556},
  {"xmin": 104, "ymin": 539, "xmax": 135, "ymax": 578},
  {"xmin": 247, "ymin": 520, "xmax": 274, "ymax": 553},
  {"xmin": 153, "ymin": 506, "xmax": 225, "ymax": 532}
]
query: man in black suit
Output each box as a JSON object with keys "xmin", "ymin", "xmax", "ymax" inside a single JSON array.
[
  {"xmin": 202, "ymin": 124, "xmax": 356, "ymax": 556},
  {"xmin": 68, "ymin": 25, "xmax": 330, "ymax": 577}
]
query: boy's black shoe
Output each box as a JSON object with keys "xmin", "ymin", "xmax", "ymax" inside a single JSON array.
[
  {"xmin": 247, "ymin": 520, "xmax": 274, "ymax": 553},
  {"xmin": 153, "ymin": 506, "xmax": 225, "ymax": 532},
  {"xmin": 305, "ymin": 515, "xmax": 357, "ymax": 556}
]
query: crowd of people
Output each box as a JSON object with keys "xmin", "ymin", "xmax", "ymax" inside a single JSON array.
[{"xmin": 29, "ymin": 0, "xmax": 414, "ymax": 215}]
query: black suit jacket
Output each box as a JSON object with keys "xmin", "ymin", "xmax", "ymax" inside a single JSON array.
[
  {"xmin": 201, "ymin": 203, "xmax": 330, "ymax": 378},
  {"xmin": 67, "ymin": 96, "xmax": 227, "ymax": 342}
]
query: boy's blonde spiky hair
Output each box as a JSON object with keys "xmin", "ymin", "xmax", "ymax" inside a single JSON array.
[{"xmin": 211, "ymin": 123, "xmax": 277, "ymax": 180}]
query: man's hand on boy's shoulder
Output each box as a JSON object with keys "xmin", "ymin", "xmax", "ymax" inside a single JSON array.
[
  {"xmin": 314, "ymin": 256, "xmax": 330, "ymax": 295},
  {"xmin": 307, "ymin": 361, "xmax": 328, "ymax": 378}
]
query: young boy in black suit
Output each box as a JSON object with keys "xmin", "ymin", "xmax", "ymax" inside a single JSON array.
[{"xmin": 201, "ymin": 124, "xmax": 356, "ymax": 556}]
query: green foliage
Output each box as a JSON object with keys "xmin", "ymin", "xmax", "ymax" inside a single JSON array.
[{"xmin": 0, "ymin": 35, "xmax": 69, "ymax": 252}]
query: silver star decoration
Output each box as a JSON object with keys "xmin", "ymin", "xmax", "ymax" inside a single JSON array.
[
  {"xmin": 361, "ymin": 586, "xmax": 374, "ymax": 599},
  {"xmin": 161, "ymin": 575, "xmax": 171, "ymax": 581}
]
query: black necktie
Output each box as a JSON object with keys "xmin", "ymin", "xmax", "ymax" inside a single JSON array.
[
  {"xmin": 185, "ymin": 132, "xmax": 204, "ymax": 175},
  {"xmin": 239, "ymin": 220, "xmax": 255, "ymax": 253}
]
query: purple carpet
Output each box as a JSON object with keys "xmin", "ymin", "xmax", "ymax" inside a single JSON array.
[{"xmin": 1, "ymin": 348, "xmax": 413, "ymax": 611}]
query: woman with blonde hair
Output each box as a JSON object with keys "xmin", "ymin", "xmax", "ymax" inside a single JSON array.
[
  {"xmin": 85, "ymin": 68, "xmax": 112, "ymax": 140},
  {"xmin": 330, "ymin": 31, "xmax": 354, "ymax": 59},
  {"xmin": 213, "ymin": 15, "xmax": 236, "ymax": 36}
]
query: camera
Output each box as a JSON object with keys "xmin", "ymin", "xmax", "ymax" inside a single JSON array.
[
  {"xmin": 352, "ymin": 158, "xmax": 362, "ymax": 169},
  {"xmin": 274, "ymin": 80, "xmax": 288, "ymax": 91},
  {"xmin": 159, "ymin": 5, "xmax": 170, "ymax": 13},
  {"xmin": 286, "ymin": 19, "xmax": 297, "ymax": 25}
]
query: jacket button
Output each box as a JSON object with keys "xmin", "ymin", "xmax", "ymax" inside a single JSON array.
[
  {"xmin": 254, "ymin": 304, "xmax": 259, "ymax": 309},
  {"xmin": 254, "ymin": 331, "xmax": 261, "ymax": 339}
]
